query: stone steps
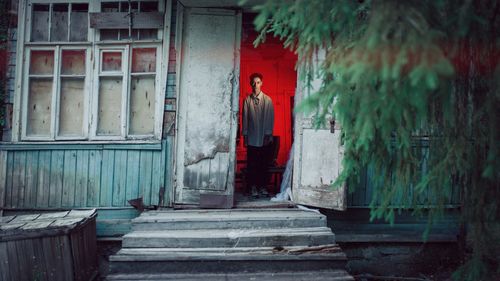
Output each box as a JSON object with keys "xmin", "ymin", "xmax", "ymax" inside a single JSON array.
[
  {"xmin": 106, "ymin": 270, "xmax": 355, "ymax": 281},
  {"xmin": 132, "ymin": 208, "xmax": 326, "ymax": 230},
  {"xmin": 108, "ymin": 208, "xmax": 352, "ymax": 279},
  {"xmin": 123, "ymin": 227, "xmax": 335, "ymax": 248}
]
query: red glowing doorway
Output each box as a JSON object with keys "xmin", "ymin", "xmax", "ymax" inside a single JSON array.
[{"xmin": 236, "ymin": 14, "xmax": 298, "ymax": 192}]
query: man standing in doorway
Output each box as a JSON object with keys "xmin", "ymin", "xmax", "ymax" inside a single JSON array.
[{"xmin": 242, "ymin": 73, "xmax": 275, "ymax": 198}]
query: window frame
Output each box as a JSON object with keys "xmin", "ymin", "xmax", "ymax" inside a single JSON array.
[{"xmin": 16, "ymin": 0, "xmax": 167, "ymax": 142}]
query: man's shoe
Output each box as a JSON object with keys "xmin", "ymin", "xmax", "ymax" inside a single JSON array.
[
  {"xmin": 258, "ymin": 187, "xmax": 269, "ymax": 197},
  {"xmin": 251, "ymin": 186, "xmax": 259, "ymax": 198}
]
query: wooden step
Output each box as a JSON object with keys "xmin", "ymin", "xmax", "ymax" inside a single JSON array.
[
  {"xmin": 106, "ymin": 270, "xmax": 355, "ymax": 280},
  {"xmin": 109, "ymin": 245, "xmax": 347, "ymax": 274},
  {"xmin": 132, "ymin": 209, "xmax": 327, "ymax": 230},
  {"xmin": 112, "ymin": 244, "xmax": 346, "ymax": 261},
  {"xmin": 122, "ymin": 227, "xmax": 335, "ymax": 248}
]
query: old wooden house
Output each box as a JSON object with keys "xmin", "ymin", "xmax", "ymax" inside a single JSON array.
[{"xmin": 0, "ymin": 0, "xmax": 461, "ymax": 277}]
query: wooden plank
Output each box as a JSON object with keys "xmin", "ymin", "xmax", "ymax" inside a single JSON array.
[
  {"xmin": 4, "ymin": 152, "xmax": 13, "ymax": 209},
  {"xmin": 32, "ymin": 238, "xmax": 49, "ymax": 281},
  {"xmin": 75, "ymin": 150, "xmax": 90, "ymax": 207},
  {"xmin": 100, "ymin": 150, "xmax": 115, "ymax": 206},
  {"xmin": 97, "ymin": 77, "xmax": 123, "ymax": 136},
  {"xmin": 113, "ymin": 150, "xmax": 128, "ymax": 206},
  {"xmin": 139, "ymin": 150, "xmax": 153, "ymax": 205},
  {"xmin": 129, "ymin": 76, "xmax": 155, "ymax": 135},
  {"xmin": 62, "ymin": 150, "xmax": 77, "ymax": 207},
  {"xmin": 59, "ymin": 78, "xmax": 85, "ymax": 136},
  {"xmin": 150, "ymin": 150, "xmax": 162, "ymax": 205},
  {"xmin": 126, "ymin": 150, "xmax": 141, "ymax": 202},
  {"xmin": 87, "ymin": 150, "xmax": 102, "ymax": 207},
  {"xmin": 0, "ymin": 242, "xmax": 9, "ymax": 281},
  {"xmin": 49, "ymin": 150, "xmax": 64, "ymax": 208},
  {"xmin": 163, "ymin": 139, "xmax": 173, "ymax": 206},
  {"xmin": 51, "ymin": 4, "xmax": 68, "ymax": 41},
  {"xmin": 12, "ymin": 151, "xmax": 27, "ymax": 208},
  {"xmin": 36, "ymin": 150, "xmax": 51, "ymax": 207},
  {"xmin": 70, "ymin": 5, "xmax": 89, "ymax": 41},
  {"xmin": 6, "ymin": 241, "xmax": 20, "ymax": 281},
  {"xmin": 89, "ymin": 12, "xmax": 164, "ymax": 29},
  {"xmin": 24, "ymin": 151, "xmax": 39, "ymax": 208},
  {"xmin": 27, "ymin": 78, "xmax": 53, "ymax": 136},
  {"xmin": 0, "ymin": 150, "xmax": 8, "ymax": 215}
]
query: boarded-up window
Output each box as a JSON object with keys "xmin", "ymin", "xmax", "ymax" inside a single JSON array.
[
  {"xmin": 31, "ymin": 3, "xmax": 88, "ymax": 42},
  {"xmin": 27, "ymin": 79, "xmax": 53, "ymax": 136},
  {"xmin": 98, "ymin": 1, "xmax": 159, "ymax": 41},
  {"xmin": 98, "ymin": 78, "xmax": 123, "ymax": 135},
  {"xmin": 22, "ymin": 0, "xmax": 162, "ymax": 141},
  {"xmin": 59, "ymin": 79, "xmax": 84, "ymax": 135},
  {"xmin": 102, "ymin": 52, "xmax": 122, "ymax": 72},
  {"xmin": 27, "ymin": 50, "xmax": 55, "ymax": 137},
  {"xmin": 58, "ymin": 50, "xmax": 86, "ymax": 136},
  {"xmin": 51, "ymin": 4, "xmax": 69, "ymax": 42},
  {"xmin": 32, "ymin": 4, "xmax": 49, "ymax": 42},
  {"xmin": 70, "ymin": 4, "xmax": 89, "ymax": 41},
  {"xmin": 129, "ymin": 48, "xmax": 156, "ymax": 135}
]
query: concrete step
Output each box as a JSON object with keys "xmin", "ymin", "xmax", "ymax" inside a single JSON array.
[
  {"xmin": 106, "ymin": 270, "xmax": 355, "ymax": 280},
  {"xmin": 132, "ymin": 208, "xmax": 327, "ymax": 230},
  {"xmin": 122, "ymin": 227, "xmax": 335, "ymax": 248},
  {"xmin": 109, "ymin": 245, "xmax": 348, "ymax": 274}
]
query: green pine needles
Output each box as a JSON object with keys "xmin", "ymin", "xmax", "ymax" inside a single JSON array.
[{"xmin": 252, "ymin": 0, "xmax": 499, "ymax": 280}]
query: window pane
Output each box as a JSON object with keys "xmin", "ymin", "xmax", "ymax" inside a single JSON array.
[
  {"xmin": 100, "ymin": 30, "xmax": 119, "ymax": 40},
  {"xmin": 27, "ymin": 78, "xmax": 53, "ymax": 136},
  {"xmin": 32, "ymin": 4, "xmax": 49, "ymax": 42},
  {"xmin": 98, "ymin": 77, "xmax": 122, "ymax": 135},
  {"xmin": 59, "ymin": 78, "xmax": 84, "ymax": 136},
  {"xmin": 70, "ymin": 4, "xmax": 88, "ymax": 41},
  {"xmin": 139, "ymin": 29, "xmax": 157, "ymax": 40},
  {"xmin": 129, "ymin": 76, "xmax": 155, "ymax": 135},
  {"xmin": 102, "ymin": 52, "xmax": 122, "ymax": 72},
  {"xmin": 101, "ymin": 2, "xmax": 119, "ymax": 12},
  {"xmin": 140, "ymin": 1, "xmax": 158, "ymax": 12},
  {"xmin": 132, "ymin": 48, "xmax": 156, "ymax": 73},
  {"xmin": 51, "ymin": 4, "xmax": 69, "ymax": 42},
  {"xmin": 62, "ymin": 50, "xmax": 85, "ymax": 75},
  {"xmin": 121, "ymin": 1, "xmax": 138, "ymax": 12},
  {"xmin": 119, "ymin": 29, "xmax": 139, "ymax": 40},
  {"xmin": 30, "ymin": 50, "xmax": 54, "ymax": 75}
]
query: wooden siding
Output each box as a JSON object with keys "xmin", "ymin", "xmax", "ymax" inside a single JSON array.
[
  {"xmin": 0, "ymin": 141, "xmax": 171, "ymax": 210},
  {"xmin": 347, "ymin": 141, "xmax": 462, "ymax": 207}
]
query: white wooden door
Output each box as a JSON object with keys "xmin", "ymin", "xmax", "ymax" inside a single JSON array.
[
  {"xmin": 292, "ymin": 58, "xmax": 347, "ymax": 210},
  {"xmin": 175, "ymin": 8, "xmax": 241, "ymax": 205}
]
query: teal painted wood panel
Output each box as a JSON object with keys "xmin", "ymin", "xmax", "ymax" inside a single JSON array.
[
  {"xmin": 4, "ymin": 151, "xmax": 13, "ymax": 208},
  {"xmin": 2, "ymin": 141, "xmax": 171, "ymax": 211},
  {"xmin": 87, "ymin": 150, "xmax": 102, "ymax": 207},
  {"xmin": 62, "ymin": 150, "xmax": 77, "ymax": 207},
  {"xmin": 348, "ymin": 145, "xmax": 461, "ymax": 208},
  {"xmin": 25, "ymin": 151, "xmax": 39, "ymax": 208},
  {"xmin": 139, "ymin": 151, "xmax": 153, "ymax": 205},
  {"xmin": 75, "ymin": 150, "xmax": 90, "ymax": 206}
]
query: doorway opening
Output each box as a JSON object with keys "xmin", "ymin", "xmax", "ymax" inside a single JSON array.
[{"xmin": 235, "ymin": 13, "xmax": 298, "ymax": 205}]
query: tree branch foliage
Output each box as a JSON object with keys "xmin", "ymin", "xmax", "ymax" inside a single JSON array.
[{"xmin": 252, "ymin": 0, "xmax": 499, "ymax": 280}]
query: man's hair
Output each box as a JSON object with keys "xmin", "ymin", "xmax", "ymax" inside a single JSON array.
[{"xmin": 249, "ymin": 72, "xmax": 263, "ymax": 83}]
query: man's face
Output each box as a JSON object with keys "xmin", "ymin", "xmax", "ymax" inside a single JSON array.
[{"xmin": 251, "ymin": 77, "xmax": 262, "ymax": 93}]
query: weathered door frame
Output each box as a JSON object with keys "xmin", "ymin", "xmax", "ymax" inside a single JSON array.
[
  {"xmin": 173, "ymin": 3, "xmax": 241, "ymax": 207},
  {"xmin": 291, "ymin": 53, "xmax": 347, "ymax": 210}
]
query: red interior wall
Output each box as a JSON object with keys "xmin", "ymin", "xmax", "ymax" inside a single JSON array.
[{"xmin": 237, "ymin": 16, "xmax": 297, "ymax": 170}]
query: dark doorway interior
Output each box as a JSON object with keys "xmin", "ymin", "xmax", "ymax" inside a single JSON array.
[{"xmin": 235, "ymin": 13, "xmax": 298, "ymax": 200}]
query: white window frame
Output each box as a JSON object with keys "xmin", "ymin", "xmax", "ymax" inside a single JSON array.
[
  {"xmin": 21, "ymin": 46, "xmax": 91, "ymax": 141},
  {"xmin": 13, "ymin": 0, "xmax": 169, "ymax": 142}
]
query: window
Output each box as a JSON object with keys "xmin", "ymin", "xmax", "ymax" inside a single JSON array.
[{"xmin": 21, "ymin": 0, "xmax": 164, "ymax": 141}]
